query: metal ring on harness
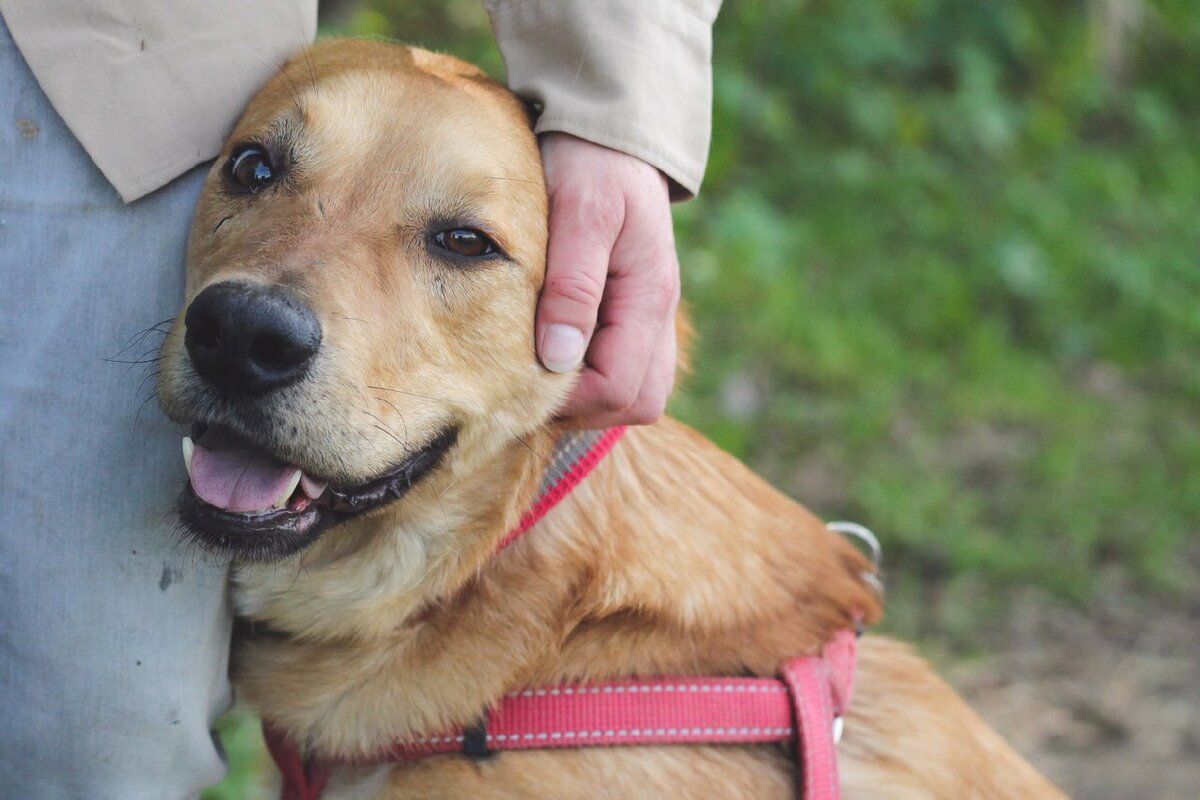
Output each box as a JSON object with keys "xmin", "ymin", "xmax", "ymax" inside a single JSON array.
[{"xmin": 826, "ymin": 521, "xmax": 884, "ymax": 598}]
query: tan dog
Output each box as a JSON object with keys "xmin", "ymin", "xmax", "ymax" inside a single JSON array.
[{"xmin": 157, "ymin": 39, "xmax": 1065, "ymax": 799}]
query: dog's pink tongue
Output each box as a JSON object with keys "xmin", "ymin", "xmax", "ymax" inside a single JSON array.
[{"xmin": 190, "ymin": 428, "xmax": 297, "ymax": 513}]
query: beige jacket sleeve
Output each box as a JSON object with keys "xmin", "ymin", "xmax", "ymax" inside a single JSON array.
[
  {"xmin": 0, "ymin": 0, "xmax": 317, "ymax": 203},
  {"xmin": 484, "ymin": 0, "xmax": 723, "ymax": 199}
]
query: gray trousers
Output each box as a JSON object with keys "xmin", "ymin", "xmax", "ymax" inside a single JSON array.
[{"xmin": 1, "ymin": 17, "xmax": 233, "ymax": 799}]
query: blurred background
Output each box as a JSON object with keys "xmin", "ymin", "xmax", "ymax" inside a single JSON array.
[{"xmin": 205, "ymin": 1, "xmax": 1200, "ymax": 798}]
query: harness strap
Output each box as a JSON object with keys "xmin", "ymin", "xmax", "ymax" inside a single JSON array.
[
  {"xmin": 782, "ymin": 630, "xmax": 858, "ymax": 799},
  {"xmin": 265, "ymin": 727, "xmax": 329, "ymax": 800},
  {"xmin": 266, "ymin": 631, "xmax": 857, "ymax": 800},
  {"xmin": 496, "ymin": 426, "xmax": 627, "ymax": 551},
  {"xmin": 378, "ymin": 675, "xmax": 798, "ymax": 758}
]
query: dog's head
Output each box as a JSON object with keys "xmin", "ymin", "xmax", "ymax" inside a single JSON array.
[{"xmin": 158, "ymin": 40, "xmax": 569, "ymax": 561}]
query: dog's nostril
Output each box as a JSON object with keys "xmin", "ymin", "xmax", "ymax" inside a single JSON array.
[
  {"xmin": 186, "ymin": 313, "xmax": 220, "ymax": 351},
  {"xmin": 249, "ymin": 333, "xmax": 308, "ymax": 372}
]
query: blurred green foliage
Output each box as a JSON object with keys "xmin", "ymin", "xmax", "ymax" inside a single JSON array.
[
  {"xmin": 681, "ymin": 0, "xmax": 1200, "ymax": 623},
  {"xmin": 206, "ymin": 2, "xmax": 1200, "ymax": 796}
]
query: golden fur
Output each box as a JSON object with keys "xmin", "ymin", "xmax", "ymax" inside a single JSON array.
[{"xmin": 158, "ymin": 39, "xmax": 1065, "ymax": 799}]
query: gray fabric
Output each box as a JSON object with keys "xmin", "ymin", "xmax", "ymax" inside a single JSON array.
[
  {"xmin": 532, "ymin": 429, "xmax": 612, "ymax": 508},
  {"xmin": 0, "ymin": 15, "xmax": 232, "ymax": 800}
]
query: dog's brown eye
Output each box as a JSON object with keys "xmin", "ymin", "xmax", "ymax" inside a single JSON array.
[
  {"xmin": 226, "ymin": 146, "xmax": 275, "ymax": 194},
  {"xmin": 434, "ymin": 229, "xmax": 495, "ymax": 258}
]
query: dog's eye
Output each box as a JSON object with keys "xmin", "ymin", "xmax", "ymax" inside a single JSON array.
[
  {"xmin": 434, "ymin": 229, "xmax": 496, "ymax": 258},
  {"xmin": 226, "ymin": 146, "xmax": 275, "ymax": 194}
]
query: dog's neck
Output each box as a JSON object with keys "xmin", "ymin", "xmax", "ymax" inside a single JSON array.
[{"xmin": 231, "ymin": 419, "xmax": 880, "ymax": 759}]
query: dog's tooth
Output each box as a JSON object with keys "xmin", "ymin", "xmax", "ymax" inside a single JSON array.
[
  {"xmin": 300, "ymin": 475, "xmax": 328, "ymax": 499},
  {"xmin": 274, "ymin": 469, "xmax": 303, "ymax": 509},
  {"xmin": 182, "ymin": 437, "xmax": 195, "ymax": 480}
]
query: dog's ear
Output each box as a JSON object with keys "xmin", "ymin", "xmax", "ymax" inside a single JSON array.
[{"xmin": 521, "ymin": 99, "xmax": 543, "ymax": 129}]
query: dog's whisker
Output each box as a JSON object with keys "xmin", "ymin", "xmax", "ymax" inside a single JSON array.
[
  {"xmin": 354, "ymin": 387, "xmax": 408, "ymax": 447},
  {"xmin": 436, "ymin": 477, "xmax": 461, "ymax": 500},
  {"xmin": 370, "ymin": 396, "xmax": 411, "ymax": 449},
  {"xmin": 285, "ymin": 558, "xmax": 308, "ymax": 592},
  {"xmin": 366, "ymin": 384, "xmax": 448, "ymax": 404},
  {"xmin": 244, "ymin": 47, "xmax": 308, "ymax": 120},
  {"xmin": 433, "ymin": 486, "xmax": 452, "ymax": 544},
  {"xmin": 301, "ymin": 45, "xmax": 319, "ymax": 90},
  {"xmin": 515, "ymin": 432, "xmax": 555, "ymax": 468},
  {"xmin": 135, "ymin": 368, "xmax": 161, "ymax": 400},
  {"xmin": 107, "ymin": 338, "xmax": 168, "ymax": 362},
  {"xmin": 133, "ymin": 391, "xmax": 160, "ymax": 428},
  {"xmin": 290, "ymin": 21, "xmax": 320, "ymax": 92},
  {"xmin": 111, "ymin": 317, "xmax": 175, "ymax": 359},
  {"xmin": 330, "ymin": 407, "xmax": 371, "ymax": 472},
  {"xmin": 103, "ymin": 354, "xmax": 164, "ymax": 366},
  {"xmin": 369, "ymin": 422, "xmax": 407, "ymax": 450}
]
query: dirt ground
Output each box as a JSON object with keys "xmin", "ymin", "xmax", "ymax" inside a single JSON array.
[{"xmin": 946, "ymin": 573, "xmax": 1200, "ymax": 800}]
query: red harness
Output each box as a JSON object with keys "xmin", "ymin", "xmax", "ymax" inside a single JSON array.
[{"xmin": 265, "ymin": 427, "xmax": 860, "ymax": 800}]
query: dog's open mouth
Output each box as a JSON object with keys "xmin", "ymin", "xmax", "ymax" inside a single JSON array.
[{"xmin": 177, "ymin": 424, "xmax": 458, "ymax": 561}]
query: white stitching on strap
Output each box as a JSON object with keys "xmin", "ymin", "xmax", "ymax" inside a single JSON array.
[
  {"xmin": 507, "ymin": 682, "xmax": 787, "ymax": 699},
  {"xmin": 409, "ymin": 725, "xmax": 795, "ymax": 747}
]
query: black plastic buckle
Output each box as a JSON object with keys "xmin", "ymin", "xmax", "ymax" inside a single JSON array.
[{"xmin": 462, "ymin": 719, "xmax": 493, "ymax": 760}]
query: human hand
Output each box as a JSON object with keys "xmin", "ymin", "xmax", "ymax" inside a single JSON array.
[{"xmin": 536, "ymin": 132, "xmax": 681, "ymax": 428}]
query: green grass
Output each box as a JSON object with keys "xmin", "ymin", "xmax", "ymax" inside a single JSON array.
[
  {"xmin": 205, "ymin": 1, "xmax": 1200, "ymax": 795},
  {"xmin": 203, "ymin": 709, "xmax": 268, "ymax": 800}
]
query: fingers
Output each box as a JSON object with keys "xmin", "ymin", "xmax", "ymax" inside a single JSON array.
[
  {"xmin": 535, "ymin": 184, "xmax": 619, "ymax": 373},
  {"xmin": 556, "ymin": 231, "xmax": 679, "ymax": 421},
  {"xmin": 566, "ymin": 304, "xmax": 678, "ymax": 430},
  {"xmin": 536, "ymin": 133, "xmax": 681, "ymax": 428},
  {"xmin": 535, "ymin": 135, "xmax": 624, "ymax": 374}
]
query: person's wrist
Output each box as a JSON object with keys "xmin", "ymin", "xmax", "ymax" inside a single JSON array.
[{"xmin": 539, "ymin": 132, "xmax": 669, "ymax": 195}]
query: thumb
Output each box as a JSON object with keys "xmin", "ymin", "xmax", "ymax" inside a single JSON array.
[{"xmin": 536, "ymin": 187, "xmax": 621, "ymax": 372}]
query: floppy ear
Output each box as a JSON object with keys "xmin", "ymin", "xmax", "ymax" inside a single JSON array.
[{"xmin": 521, "ymin": 98, "xmax": 543, "ymax": 128}]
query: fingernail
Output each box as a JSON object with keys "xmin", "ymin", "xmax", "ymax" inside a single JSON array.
[{"xmin": 540, "ymin": 324, "xmax": 585, "ymax": 373}]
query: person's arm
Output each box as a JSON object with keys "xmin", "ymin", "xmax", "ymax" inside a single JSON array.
[{"xmin": 485, "ymin": 0, "xmax": 722, "ymax": 427}]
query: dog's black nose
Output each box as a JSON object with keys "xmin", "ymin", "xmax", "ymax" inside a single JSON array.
[{"xmin": 184, "ymin": 281, "xmax": 322, "ymax": 398}]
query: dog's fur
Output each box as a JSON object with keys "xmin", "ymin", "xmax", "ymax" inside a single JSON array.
[{"xmin": 158, "ymin": 40, "xmax": 1065, "ymax": 799}]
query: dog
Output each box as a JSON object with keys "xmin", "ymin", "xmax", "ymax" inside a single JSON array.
[{"xmin": 157, "ymin": 39, "xmax": 1066, "ymax": 799}]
